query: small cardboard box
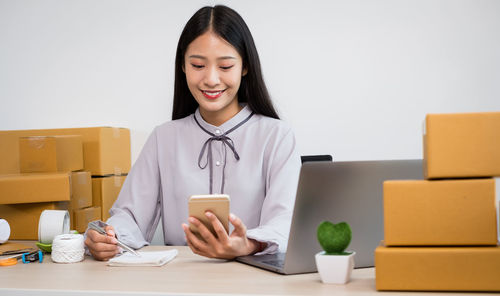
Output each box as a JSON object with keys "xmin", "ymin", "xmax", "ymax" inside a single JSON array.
[
  {"xmin": 424, "ymin": 112, "xmax": 500, "ymax": 179},
  {"xmin": 74, "ymin": 206, "xmax": 101, "ymax": 233},
  {"xmin": 19, "ymin": 135, "xmax": 83, "ymax": 173},
  {"xmin": 0, "ymin": 127, "xmax": 131, "ymax": 176},
  {"xmin": 0, "ymin": 172, "xmax": 93, "ymax": 207},
  {"xmin": 0, "ymin": 202, "xmax": 69, "ymax": 240},
  {"xmin": 0, "ymin": 173, "xmax": 71, "ymax": 204},
  {"xmin": 67, "ymin": 171, "xmax": 93, "ymax": 230},
  {"xmin": 92, "ymin": 175, "xmax": 126, "ymax": 221},
  {"xmin": 375, "ymin": 245, "xmax": 500, "ymax": 291},
  {"xmin": 384, "ymin": 178, "xmax": 498, "ymax": 246}
]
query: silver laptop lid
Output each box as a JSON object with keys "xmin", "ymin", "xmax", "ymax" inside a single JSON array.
[{"xmin": 283, "ymin": 159, "xmax": 423, "ymax": 274}]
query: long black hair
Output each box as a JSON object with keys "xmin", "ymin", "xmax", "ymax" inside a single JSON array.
[{"xmin": 172, "ymin": 5, "xmax": 279, "ymax": 120}]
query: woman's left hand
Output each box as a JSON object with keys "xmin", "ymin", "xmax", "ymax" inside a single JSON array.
[{"xmin": 182, "ymin": 212, "xmax": 262, "ymax": 259}]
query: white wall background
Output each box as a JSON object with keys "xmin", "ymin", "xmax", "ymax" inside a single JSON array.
[{"xmin": 1, "ymin": 0, "xmax": 500, "ymax": 164}]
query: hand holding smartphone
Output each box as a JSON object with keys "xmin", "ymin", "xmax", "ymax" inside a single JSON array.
[{"xmin": 188, "ymin": 194, "xmax": 230, "ymax": 240}]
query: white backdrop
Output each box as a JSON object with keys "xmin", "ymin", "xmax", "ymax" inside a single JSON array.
[{"xmin": 1, "ymin": 0, "xmax": 500, "ymax": 164}]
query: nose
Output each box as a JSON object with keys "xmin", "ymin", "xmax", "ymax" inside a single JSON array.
[{"xmin": 203, "ymin": 66, "xmax": 220, "ymax": 87}]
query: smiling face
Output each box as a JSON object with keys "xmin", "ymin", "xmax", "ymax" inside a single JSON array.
[{"xmin": 184, "ymin": 30, "xmax": 247, "ymax": 126}]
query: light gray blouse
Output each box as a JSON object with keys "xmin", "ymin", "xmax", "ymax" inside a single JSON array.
[{"xmin": 107, "ymin": 104, "xmax": 301, "ymax": 254}]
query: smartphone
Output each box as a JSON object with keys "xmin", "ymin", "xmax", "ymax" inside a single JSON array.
[{"xmin": 188, "ymin": 194, "xmax": 230, "ymax": 240}]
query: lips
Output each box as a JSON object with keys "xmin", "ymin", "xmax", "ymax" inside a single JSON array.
[{"xmin": 202, "ymin": 89, "xmax": 225, "ymax": 100}]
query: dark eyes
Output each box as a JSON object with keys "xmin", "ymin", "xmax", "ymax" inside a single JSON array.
[{"xmin": 190, "ymin": 64, "xmax": 234, "ymax": 70}]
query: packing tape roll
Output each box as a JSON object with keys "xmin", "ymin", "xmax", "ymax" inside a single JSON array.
[
  {"xmin": 38, "ymin": 210, "xmax": 70, "ymax": 244},
  {"xmin": 0, "ymin": 219, "xmax": 10, "ymax": 244},
  {"xmin": 51, "ymin": 234, "xmax": 85, "ymax": 263}
]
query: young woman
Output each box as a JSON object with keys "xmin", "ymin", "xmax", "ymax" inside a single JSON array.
[{"xmin": 85, "ymin": 5, "xmax": 301, "ymax": 261}]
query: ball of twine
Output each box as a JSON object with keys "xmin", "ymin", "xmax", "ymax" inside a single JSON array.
[{"xmin": 51, "ymin": 234, "xmax": 85, "ymax": 263}]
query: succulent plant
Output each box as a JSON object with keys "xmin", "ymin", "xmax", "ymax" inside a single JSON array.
[{"xmin": 317, "ymin": 221, "xmax": 352, "ymax": 255}]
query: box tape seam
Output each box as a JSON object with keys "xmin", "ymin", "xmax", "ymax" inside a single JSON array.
[
  {"xmin": 114, "ymin": 175, "xmax": 122, "ymax": 187},
  {"xmin": 496, "ymin": 178, "xmax": 500, "ymax": 244},
  {"xmin": 112, "ymin": 127, "xmax": 120, "ymax": 139},
  {"xmin": 114, "ymin": 167, "xmax": 122, "ymax": 176},
  {"xmin": 27, "ymin": 137, "xmax": 46, "ymax": 149},
  {"xmin": 68, "ymin": 173, "xmax": 73, "ymax": 199}
]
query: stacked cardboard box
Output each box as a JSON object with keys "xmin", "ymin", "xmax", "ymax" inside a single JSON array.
[
  {"xmin": 0, "ymin": 171, "xmax": 94, "ymax": 238},
  {"xmin": 92, "ymin": 175, "xmax": 127, "ymax": 221},
  {"xmin": 0, "ymin": 135, "xmax": 92, "ymax": 238},
  {"xmin": 19, "ymin": 135, "xmax": 84, "ymax": 173},
  {"xmin": 376, "ymin": 112, "xmax": 500, "ymax": 292},
  {"xmin": 0, "ymin": 127, "xmax": 130, "ymax": 175},
  {"xmin": 0, "ymin": 127, "xmax": 131, "ymax": 237}
]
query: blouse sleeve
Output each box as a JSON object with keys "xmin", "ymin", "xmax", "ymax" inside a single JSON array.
[
  {"xmin": 106, "ymin": 127, "xmax": 162, "ymax": 249},
  {"xmin": 246, "ymin": 126, "xmax": 301, "ymax": 255}
]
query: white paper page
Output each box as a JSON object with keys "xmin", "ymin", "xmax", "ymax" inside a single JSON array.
[{"xmin": 108, "ymin": 249, "xmax": 178, "ymax": 267}]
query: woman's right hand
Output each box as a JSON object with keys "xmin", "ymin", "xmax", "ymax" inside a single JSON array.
[{"xmin": 84, "ymin": 225, "xmax": 120, "ymax": 261}]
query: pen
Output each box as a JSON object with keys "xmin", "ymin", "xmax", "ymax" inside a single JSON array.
[
  {"xmin": 115, "ymin": 240, "xmax": 141, "ymax": 257},
  {"xmin": 88, "ymin": 221, "xmax": 141, "ymax": 257}
]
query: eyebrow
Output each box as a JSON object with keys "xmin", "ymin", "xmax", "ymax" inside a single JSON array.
[{"xmin": 188, "ymin": 55, "xmax": 237, "ymax": 60}]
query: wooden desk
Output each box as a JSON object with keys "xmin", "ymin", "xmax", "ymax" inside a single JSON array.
[{"xmin": 0, "ymin": 245, "xmax": 496, "ymax": 296}]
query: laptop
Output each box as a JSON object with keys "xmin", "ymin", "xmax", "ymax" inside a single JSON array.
[{"xmin": 236, "ymin": 159, "xmax": 423, "ymax": 274}]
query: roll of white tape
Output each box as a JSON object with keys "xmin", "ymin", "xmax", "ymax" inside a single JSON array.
[
  {"xmin": 38, "ymin": 210, "xmax": 70, "ymax": 244},
  {"xmin": 51, "ymin": 234, "xmax": 85, "ymax": 263},
  {"xmin": 0, "ymin": 219, "xmax": 10, "ymax": 244}
]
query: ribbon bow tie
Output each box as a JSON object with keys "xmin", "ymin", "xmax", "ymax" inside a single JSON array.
[{"xmin": 194, "ymin": 112, "xmax": 254, "ymax": 194}]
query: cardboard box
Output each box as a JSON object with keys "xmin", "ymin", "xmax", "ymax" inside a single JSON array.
[
  {"xmin": 74, "ymin": 206, "xmax": 101, "ymax": 233},
  {"xmin": 92, "ymin": 175, "xmax": 126, "ymax": 221},
  {"xmin": 70, "ymin": 171, "xmax": 92, "ymax": 210},
  {"xmin": 0, "ymin": 202, "xmax": 69, "ymax": 240},
  {"xmin": 0, "ymin": 127, "xmax": 131, "ymax": 176},
  {"xmin": 0, "ymin": 172, "xmax": 92, "ymax": 207},
  {"xmin": 0, "ymin": 173, "xmax": 71, "ymax": 204},
  {"xmin": 424, "ymin": 112, "xmax": 500, "ymax": 179},
  {"xmin": 384, "ymin": 179, "xmax": 498, "ymax": 246},
  {"xmin": 19, "ymin": 135, "xmax": 83, "ymax": 173},
  {"xmin": 66, "ymin": 171, "xmax": 93, "ymax": 230},
  {"xmin": 375, "ymin": 245, "xmax": 500, "ymax": 291}
]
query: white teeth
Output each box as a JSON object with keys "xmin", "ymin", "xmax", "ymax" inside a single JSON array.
[{"xmin": 204, "ymin": 90, "xmax": 222, "ymax": 96}]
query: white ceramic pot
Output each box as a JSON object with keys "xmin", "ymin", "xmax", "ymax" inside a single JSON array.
[{"xmin": 315, "ymin": 251, "xmax": 355, "ymax": 284}]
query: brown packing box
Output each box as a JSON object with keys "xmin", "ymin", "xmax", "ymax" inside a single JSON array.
[
  {"xmin": 375, "ymin": 245, "xmax": 500, "ymax": 291},
  {"xmin": 0, "ymin": 202, "xmax": 69, "ymax": 240},
  {"xmin": 0, "ymin": 127, "xmax": 131, "ymax": 176},
  {"xmin": 424, "ymin": 112, "xmax": 500, "ymax": 179},
  {"xmin": 19, "ymin": 135, "xmax": 83, "ymax": 173},
  {"xmin": 74, "ymin": 206, "xmax": 101, "ymax": 233},
  {"xmin": 92, "ymin": 175, "xmax": 126, "ymax": 221},
  {"xmin": 68, "ymin": 171, "xmax": 93, "ymax": 231},
  {"xmin": 0, "ymin": 172, "xmax": 92, "ymax": 207},
  {"xmin": 0, "ymin": 173, "xmax": 71, "ymax": 204},
  {"xmin": 384, "ymin": 179, "xmax": 498, "ymax": 246}
]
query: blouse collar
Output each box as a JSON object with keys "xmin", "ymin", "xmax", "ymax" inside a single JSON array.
[{"xmin": 194, "ymin": 104, "xmax": 253, "ymax": 135}]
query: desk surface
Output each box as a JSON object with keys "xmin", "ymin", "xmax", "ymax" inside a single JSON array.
[{"xmin": 0, "ymin": 245, "xmax": 496, "ymax": 296}]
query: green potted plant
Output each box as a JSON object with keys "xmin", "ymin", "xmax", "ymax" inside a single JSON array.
[{"xmin": 315, "ymin": 221, "xmax": 355, "ymax": 284}]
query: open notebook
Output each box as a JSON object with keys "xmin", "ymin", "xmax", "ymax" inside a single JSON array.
[{"xmin": 108, "ymin": 249, "xmax": 178, "ymax": 267}]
